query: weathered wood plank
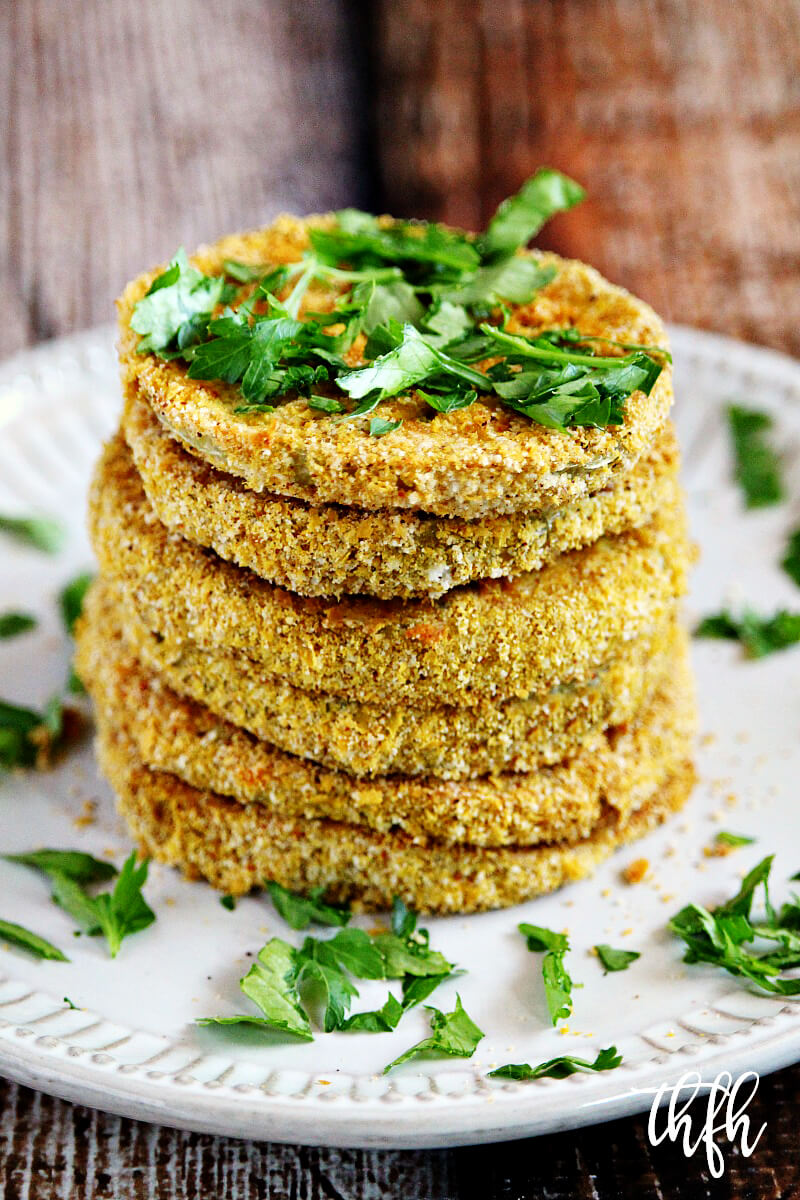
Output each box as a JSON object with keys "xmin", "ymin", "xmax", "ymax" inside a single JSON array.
[
  {"xmin": 3, "ymin": 1068, "xmax": 800, "ymax": 1198},
  {"xmin": 373, "ymin": 0, "xmax": 800, "ymax": 356},
  {"xmin": 0, "ymin": 0, "xmax": 369, "ymax": 355}
]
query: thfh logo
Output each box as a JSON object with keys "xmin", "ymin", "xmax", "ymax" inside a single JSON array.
[{"xmin": 646, "ymin": 1070, "xmax": 766, "ymax": 1178}]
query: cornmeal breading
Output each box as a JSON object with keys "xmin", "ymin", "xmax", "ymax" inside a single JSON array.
[
  {"xmin": 123, "ymin": 388, "xmax": 682, "ymax": 600},
  {"xmin": 98, "ymin": 723, "xmax": 695, "ymax": 913},
  {"xmin": 117, "ymin": 216, "xmax": 673, "ymax": 520},
  {"xmin": 89, "ymin": 435, "xmax": 691, "ymax": 705},
  {"xmin": 92, "ymin": 578, "xmax": 683, "ymax": 779},
  {"xmin": 77, "ymin": 608, "xmax": 696, "ymax": 849}
]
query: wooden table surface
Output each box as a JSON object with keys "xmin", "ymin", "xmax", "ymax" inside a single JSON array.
[{"xmin": 3, "ymin": 1, "xmax": 800, "ymax": 1195}]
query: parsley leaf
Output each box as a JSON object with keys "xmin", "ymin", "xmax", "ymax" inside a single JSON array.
[
  {"xmin": 58, "ymin": 572, "xmax": 94, "ymax": 636},
  {"xmin": 488, "ymin": 1046, "xmax": 622, "ymax": 1081},
  {"xmin": 131, "ymin": 250, "xmax": 231, "ymax": 354},
  {"xmin": 356, "ymin": 279, "xmax": 424, "ymax": 334},
  {"xmin": 416, "ymin": 388, "xmax": 477, "ymax": 414},
  {"xmin": 265, "ymin": 881, "xmax": 351, "ymax": 930},
  {"xmin": 317, "ymin": 928, "xmax": 386, "ymax": 979},
  {"xmin": 308, "ymin": 394, "xmax": 344, "ymax": 414},
  {"xmin": 480, "ymin": 168, "xmax": 586, "ymax": 260},
  {"xmin": 781, "ymin": 528, "xmax": 800, "ymax": 588},
  {"xmin": 369, "ymin": 417, "xmax": 402, "ymax": 437},
  {"xmin": 439, "ymin": 259, "xmax": 556, "ymax": 307},
  {"xmin": 371, "ymin": 932, "xmax": 453, "ymax": 980},
  {"xmin": 715, "ymin": 832, "xmax": 756, "ymax": 848},
  {"xmin": 337, "ymin": 324, "xmax": 485, "ymax": 405},
  {"xmin": 296, "ymin": 936, "xmax": 360, "ymax": 1032},
  {"xmin": 340, "ymin": 993, "xmax": 404, "ymax": 1033},
  {"xmin": 310, "ymin": 221, "xmax": 480, "ymax": 274},
  {"xmin": 727, "ymin": 404, "xmax": 785, "ymax": 508},
  {"xmin": 669, "ymin": 855, "xmax": 800, "ymax": 996},
  {"xmin": 594, "ymin": 944, "xmax": 641, "ymax": 972},
  {"xmin": 0, "ymin": 697, "xmax": 62, "ymax": 770},
  {"xmin": 481, "ymin": 326, "xmax": 662, "ymax": 431},
  {"xmin": 0, "ymin": 917, "xmax": 68, "ymax": 962},
  {"xmin": 200, "ymin": 938, "xmax": 313, "ymax": 1041},
  {"xmin": 5, "ymin": 848, "xmax": 117, "ymax": 884},
  {"xmin": 0, "ymin": 514, "xmax": 65, "ymax": 554},
  {"xmin": 222, "ymin": 259, "xmax": 271, "ymax": 283},
  {"xmin": 0, "ymin": 613, "xmax": 37, "ymax": 639},
  {"xmin": 519, "ymin": 922, "xmax": 573, "ymax": 1024},
  {"xmin": 220, "ymin": 894, "xmax": 236, "ymax": 911},
  {"xmin": 383, "ymin": 995, "xmax": 484, "ymax": 1073},
  {"xmin": 49, "ymin": 851, "xmax": 155, "ymax": 958},
  {"xmin": 695, "ymin": 609, "xmax": 800, "ymax": 658}
]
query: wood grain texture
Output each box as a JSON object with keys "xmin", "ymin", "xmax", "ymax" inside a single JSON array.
[
  {"xmin": 3, "ymin": 1069, "xmax": 800, "ymax": 1199},
  {"xmin": 0, "ymin": 0, "xmax": 370, "ymax": 356},
  {"xmin": 373, "ymin": 0, "xmax": 800, "ymax": 356}
]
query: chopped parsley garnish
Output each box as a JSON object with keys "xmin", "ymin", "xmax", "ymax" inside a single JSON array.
[
  {"xmin": 695, "ymin": 609, "xmax": 800, "ymax": 658},
  {"xmin": 594, "ymin": 943, "xmax": 640, "ymax": 972},
  {"xmin": 203, "ymin": 895, "xmax": 454, "ymax": 1041},
  {"xmin": 488, "ymin": 1046, "xmax": 622, "ymax": 1081},
  {"xmin": 220, "ymin": 894, "xmax": 236, "ymax": 911},
  {"xmin": 5, "ymin": 848, "xmax": 117, "ymax": 883},
  {"xmin": 479, "ymin": 168, "xmax": 586, "ymax": 260},
  {"xmin": 265, "ymin": 880, "xmax": 351, "ymax": 930},
  {"xmin": 0, "ymin": 514, "xmax": 65, "ymax": 554},
  {"xmin": 519, "ymin": 922, "xmax": 573, "ymax": 1025},
  {"xmin": 10, "ymin": 848, "xmax": 153, "ymax": 958},
  {"xmin": 200, "ymin": 937, "xmax": 313, "ymax": 1041},
  {"xmin": 132, "ymin": 171, "xmax": 665, "ymax": 433},
  {"xmin": 59, "ymin": 572, "xmax": 94, "ymax": 694},
  {"xmin": 727, "ymin": 404, "xmax": 785, "ymax": 508},
  {"xmin": 130, "ymin": 249, "xmax": 234, "ymax": 356},
  {"xmin": 0, "ymin": 917, "xmax": 68, "ymax": 962},
  {"xmin": 0, "ymin": 696, "xmax": 69, "ymax": 770},
  {"xmin": 669, "ymin": 855, "xmax": 800, "ymax": 995},
  {"xmin": 59, "ymin": 572, "xmax": 94, "ymax": 636},
  {"xmin": 781, "ymin": 528, "xmax": 800, "ymax": 588},
  {"xmin": 0, "ymin": 612, "xmax": 37, "ymax": 639},
  {"xmin": 369, "ymin": 416, "xmax": 402, "ymax": 437},
  {"xmin": 715, "ymin": 832, "xmax": 756, "ymax": 848},
  {"xmin": 382, "ymin": 995, "xmax": 484, "ymax": 1073},
  {"xmin": 340, "ymin": 993, "xmax": 404, "ymax": 1033}
]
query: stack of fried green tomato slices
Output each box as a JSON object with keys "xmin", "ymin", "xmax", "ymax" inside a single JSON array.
[{"xmin": 78, "ymin": 169, "xmax": 696, "ymax": 912}]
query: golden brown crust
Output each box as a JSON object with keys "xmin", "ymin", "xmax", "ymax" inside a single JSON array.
[
  {"xmin": 98, "ymin": 722, "xmax": 695, "ymax": 913},
  {"xmin": 116, "ymin": 215, "xmax": 673, "ymax": 519},
  {"xmin": 123, "ymin": 387, "xmax": 682, "ymax": 600},
  {"xmin": 88, "ymin": 434, "xmax": 691, "ymax": 705},
  {"xmin": 77, "ymin": 605, "xmax": 696, "ymax": 849},
  {"xmin": 93, "ymin": 577, "xmax": 683, "ymax": 779}
]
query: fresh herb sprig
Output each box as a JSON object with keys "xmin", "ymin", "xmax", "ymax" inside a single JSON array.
[
  {"xmin": 382, "ymin": 996, "xmax": 484, "ymax": 1073},
  {"xmin": 132, "ymin": 170, "xmax": 666, "ymax": 434},
  {"xmin": 669, "ymin": 856, "xmax": 800, "ymax": 995},
  {"xmin": 695, "ymin": 609, "xmax": 800, "ymax": 658},
  {"xmin": 202, "ymin": 892, "xmax": 455, "ymax": 1041},
  {"xmin": 0, "ymin": 695, "xmax": 68, "ymax": 770},
  {"xmin": 0, "ymin": 917, "xmax": 68, "ymax": 962},
  {"xmin": 519, "ymin": 922, "xmax": 573, "ymax": 1025},
  {"xmin": 594, "ymin": 944, "xmax": 640, "ymax": 973},
  {"xmin": 489, "ymin": 1046, "xmax": 622, "ymax": 1081},
  {"xmin": 727, "ymin": 404, "xmax": 784, "ymax": 508},
  {"xmin": 715, "ymin": 832, "xmax": 756, "ymax": 849},
  {"xmin": 0, "ymin": 613, "xmax": 36, "ymax": 639},
  {"xmin": 0, "ymin": 514, "xmax": 65, "ymax": 554},
  {"xmin": 782, "ymin": 528, "xmax": 800, "ymax": 588},
  {"xmin": 8, "ymin": 849, "xmax": 154, "ymax": 958}
]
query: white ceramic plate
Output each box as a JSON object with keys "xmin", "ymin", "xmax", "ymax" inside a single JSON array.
[{"xmin": 0, "ymin": 326, "xmax": 799, "ymax": 1149}]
